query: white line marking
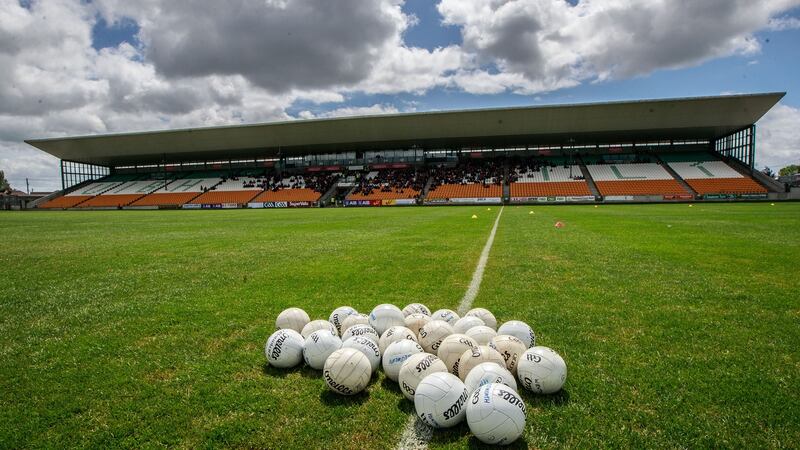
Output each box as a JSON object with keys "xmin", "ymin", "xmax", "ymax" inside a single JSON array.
[
  {"xmin": 457, "ymin": 205, "xmax": 504, "ymax": 315},
  {"xmin": 395, "ymin": 205, "xmax": 505, "ymax": 450}
]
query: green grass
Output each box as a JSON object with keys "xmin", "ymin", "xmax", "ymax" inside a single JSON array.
[{"xmin": 1, "ymin": 204, "xmax": 798, "ymax": 449}]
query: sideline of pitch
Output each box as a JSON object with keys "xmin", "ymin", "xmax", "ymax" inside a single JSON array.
[{"xmin": 395, "ymin": 205, "xmax": 505, "ymax": 450}]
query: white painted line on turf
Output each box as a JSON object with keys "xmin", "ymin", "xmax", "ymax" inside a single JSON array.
[
  {"xmin": 395, "ymin": 205, "xmax": 505, "ymax": 450},
  {"xmin": 457, "ymin": 205, "xmax": 504, "ymax": 315}
]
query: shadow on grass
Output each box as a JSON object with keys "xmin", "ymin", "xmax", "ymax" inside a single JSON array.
[
  {"xmin": 320, "ymin": 388, "xmax": 370, "ymax": 406},
  {"xmin": 261, "ymin": 362, "xmax": 320, "ymax": 380},
  {"xmin": 518, "ymin": 388, "xmax": 571, "ymax": 409}
]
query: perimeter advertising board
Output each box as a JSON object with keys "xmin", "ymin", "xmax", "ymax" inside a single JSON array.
[
  {"xmin": 248, "ymin": 201, "xmax": 314, "ymax": 208},
  {"xmin": 344, "ymin": 200, "xmax": 382, "ymax": 207},
  {"xmin": 448, "ymin": 197, "xmax": 502, "ymax": 204}
]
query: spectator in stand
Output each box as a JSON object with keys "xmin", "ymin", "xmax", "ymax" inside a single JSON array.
[{"xmin": 427, "ymin": 159, "xmax": 503, "ymax": 193}]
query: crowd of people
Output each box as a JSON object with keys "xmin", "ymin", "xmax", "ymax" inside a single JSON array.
[
  {"xmin": 427, "ymin": 160, "xmax": 504, "ymax": 192},
  {"xmin": 197, "ymin": 172, "xmax": 339, "ymax": 194},
  {"xmin": 351, "ymin": 169, "xmax": 426, "ymax": 197}
]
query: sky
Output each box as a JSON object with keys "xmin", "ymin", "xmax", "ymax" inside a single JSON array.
[{"xmin": 1, "ymin": 0, "xmax": 799, "ymax": 192}]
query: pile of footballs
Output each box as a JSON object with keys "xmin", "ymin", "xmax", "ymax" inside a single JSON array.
[{"xmin": 265, "ymin": 303, "xmax": 567, "ymax": 445}]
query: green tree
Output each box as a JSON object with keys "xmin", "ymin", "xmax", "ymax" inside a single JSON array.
[
  {"xmin": 0, "ymin": 170, "xmax": 10, "ymax": 192},
  {"xmin": 778, "ymin": 164, "xmax": 800, "ymax": 176}
]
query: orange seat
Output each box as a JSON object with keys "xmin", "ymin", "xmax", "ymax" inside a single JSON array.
[
  {"xmin": 251, "ymin": 189, "xmax": 321, "ymax": 202},
  {"xmin": 685, "ymin": 178, "xmax": 766, "ymax": 195},
  {"xmin": 190, "ymin": 190, "xmax": 262, "ymax": 204},
  {"xmin": 427, "ymin": 184, "xmax": 502, "ymax": 199},
  {"xmin": 510, "ymin": 182, "xmax": 591, "ymax": 197},
  {"xmin": 346, "ymin": 188, "xmax": 420, "ymax": 200},
  {"xmin": 39, "ymin": 195, "xmax": 92, "ymax": 208},
  {"xmin": 595, "ymin": 180, "xmax": 689, "ymax": 196},
  {"xmin": 78, "ymin": 194, "xmax": 143, "ymax": 207},
  {"xmin": 130, "ymin": 192, "xmax": 198, "ymax": 206}
]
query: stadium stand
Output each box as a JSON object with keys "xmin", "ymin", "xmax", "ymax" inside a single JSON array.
[
  {"xmin": 587, "ymin": 163, "xmax": 690, "ymax": 196},
  {"xmin": 668, "ymin": 161, "xmax": 767, "ymax": 195},
  {"xmin": 509, "ymin": 159, "xmax": 592, "ymax": 197},
  {"xmin": 427, "ymin": 160, "xmax": 503, "ymax": 199},
  {"xmin": 346, "ymin": 169, "xmax": 425, "ymax": 200},
  {"xmin": 188, "ymin": 175, "xmax": 265, "ymax": 205},
  {"xmin": 131, "ymin": 174, "xmax": 223, "ymax": 206},
  {"xmin": 251, "ymin": 173, "xmax": 339, "ymax": 203},
  {"xmin": 78, "ymin": 177, "xmax": 178, "ymax": 207},
  {"xmin": 39, "ymin": 181, "xmax": 121, "ymax": 208}
]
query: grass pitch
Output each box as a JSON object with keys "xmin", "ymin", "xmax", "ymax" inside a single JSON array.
[{"xmin": 1, "ymin": 204, "xmax": 798, "ymax": 449}]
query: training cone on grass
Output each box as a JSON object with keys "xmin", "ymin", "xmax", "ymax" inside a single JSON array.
[
  {"xmin": 471, "ymin": 215, "xmax": 478, "ymax": 219},
  {"xmin": 594, "ymin": 205, "xmax": 598, "ymax": 208},
  {"xmin": 487, "ymin": 208, "xmax": 491, "ymax": 211},
  {"xmin": 529, "ymin": 211, "xmax": 534, "ymax": 215},
  {"xmin": 554, "ymin": 221, "xmax": 565, "ymax": 228}
]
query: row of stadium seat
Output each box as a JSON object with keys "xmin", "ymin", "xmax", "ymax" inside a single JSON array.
[{"xmin": 40, "ymin": 158, "xmax": 770, "ymax": 207}]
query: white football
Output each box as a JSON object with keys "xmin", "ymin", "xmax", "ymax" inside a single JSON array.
[
  {"xmin": 431, "ymin": 309, "xmax": 460, "ymax": 326},
  {"xmin": 452, "ymin": 316, "xmax": 485, "ymax": 334},
  {"xmin": 467, "ymin": 383, "xmax": 526, "ymax": 445},
  {"xmin": 457, "ymin": 345, "xmax": 506, "ymax": 381},
  {"xmin": 414, "ymin": 372, "xmax": 469, "ymax": 428},
  {"xmin": 464, "ymin": 362, "xmax": 517, "ymax": 393},
  {"xmin": 329, "ymin": 306, "xmax": 358, "ymax": 335},
  {"xmin": 436, "ymin": 334, "xmax": 478, "ymax": 377},
  {"xmin": 303, "ymin": 330, "xmax": 342, "ymax": 370},
  {"xmin": 342, "ymin": 336, "xmax": 381, "ymax": 373},
  {"xmin": 382, "ymin": 340, "xmax": 424, "ymax": 382},
  {"xmin": 323, "ymin": 348, "xmax": 372, "ymax": 395},
  {"xmin": 517, "ymin": 346, "xmax": 567, "ymax": 394},
  {"xmin": 265, "ymin": 329, "xmax": 305, "ymax": 368},
  {"xmin": 465, "ymin": 325, "xmax": 497, "ymax": 346},
  {"xmin": 398, "ymin": 353, "xmax": 448, "ymax": 400},
  {"xmin": 402, "ymin": 303, "xmax": 431, "ymax": 316},
  {"xmin": 419, "ymin": 320, "xmax": 454, "ymax": 354},
  {"xmin": 489, "ymin": 335, "xmax": 527, "ymax": 375},
  {"xmin": 341, "ymin": 324, "xmax": 379, "ymax": 343},
  {"xmin": 340, "ymin": 313, "xmax": 370, "ymax": 336},
  {"xmin": 369, "ymin": 304, "xmax": 406, "ymax": 336},
  {"xmin": 465, "ymin": 308, "xmax": 497, "ymax": 330},
  {"xmin": 301, "ymin": 319, "xmax": 337, "ymax": 339},
  {"xmin": 378, "ymin": 326, "xmax": 418, "ymax": 353},
  {"xmin": 497, "ymin": 320, "xmax": 536, "ymax": 348},
  {"xmin": 405, "ymin": 313, "xmax": 432, "ymax": 339},
  {"xmin": 275, "ymin": 307, "xmax": 310, "ymax": 333}
]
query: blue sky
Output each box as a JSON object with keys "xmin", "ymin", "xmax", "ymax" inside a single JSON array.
[{"xmin": 2, "ymin": 0, "xmax": 799, "ymax": 191}]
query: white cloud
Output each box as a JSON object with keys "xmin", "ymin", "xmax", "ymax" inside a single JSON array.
[
  {"xmin": 297, "ymin": 104, "xmax": 404, "ymax": 120},
  {"xmin": 439, "ymin": 0, "xmax": 800, "ymax": 93},
  {"xmin": 767, "ymin": 15, "xmax": 800, "ymax": 30},
  {"xmin": 756, "ymin": 104, "xmax": 800, "ymax": 170}
]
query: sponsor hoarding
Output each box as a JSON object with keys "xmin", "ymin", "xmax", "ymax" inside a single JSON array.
[
  {"xmin": 605, "ymin": 195, "xmax": 635, "ymax": 201},
  {"xmin": 425, "ymin": 198, "xmax": 448, "ymax": 205},
  {"xmin": 449, "ymin": 197, "xmax": 502, "ymax": 204},
  {"xmin": 381, "ymin": 199, "xmax": 417, "ymax": 206},
  {"xmin": 221, "ymin": 203, "xmax": 239, "ymax": 209},
  {"xmin": 740, "ymin": 193, "xmax": 768, "ymax": 199},
  {"xmin": 344, "ymin": 200, "xmax": 382, "ymax": 207},
  {"xmin": 663, "ymin": 194, "xmax": 694, "ymax": 200},
  {"xmin": 182, "ymin": 204, "xmax": 202, "ymax": 209}
]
